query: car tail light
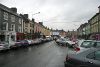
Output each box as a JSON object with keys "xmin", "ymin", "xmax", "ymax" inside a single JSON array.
[{"xmin": 74, "ymin": 47, "xmax": 80, "ymax": 51}]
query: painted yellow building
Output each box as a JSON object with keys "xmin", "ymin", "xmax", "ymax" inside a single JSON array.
[
  {"xmin": 89, "ymin": 13, "xmax": 99, "ymax": 34},
  {"xmin": 34, "ymin": 22, "xmax": 51, "ymax": 37}
]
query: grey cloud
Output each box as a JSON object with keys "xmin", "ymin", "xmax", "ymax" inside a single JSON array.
[{"xmin": 0, "ymin": 0, "xmax": 100, "ymax": 31}]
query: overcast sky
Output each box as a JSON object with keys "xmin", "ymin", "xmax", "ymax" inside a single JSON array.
[{"xmin": 0, "ymin": 0, "xmax": 100, "ymax": 31}]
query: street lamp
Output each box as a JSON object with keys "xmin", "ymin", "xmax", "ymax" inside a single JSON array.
[
  {"xmin": 32, "ymin": 12, "xmax": 40, "ymax": 16},
  {"xmin": 32, "ymin": 12, "xmax": 40, "ymax": 22}
]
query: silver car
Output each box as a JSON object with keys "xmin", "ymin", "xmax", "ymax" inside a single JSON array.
[{"xmin": 0, "ymin": 42, "xmax": 9, "ymax": 51}]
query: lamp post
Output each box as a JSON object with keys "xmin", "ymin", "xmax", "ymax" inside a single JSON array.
[
  {"xmin": 32, "ymin": 12, "xmax": 40, "ymax": 19},
  {"xmin": 32, "ymin": 12, "xmax": 40, "ymax": 15}
]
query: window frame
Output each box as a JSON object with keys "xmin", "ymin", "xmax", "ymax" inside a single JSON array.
[
  {"xmin": 11, "ymin": 15, "xmax": 15, "ymax": 22},
  {"xmin": 86, "ymin": 50, "xmax": 100, "ymax": 61},
  {"xmin": 3, "ymin": 12, "xmax": 8, "ymax": 20},
  {"xmin": 11, "ymin": 24, "xmax": 15, "ymax": 31},
  {"xmin": 19, "ymin": 18, "xmax": 21, "ymax": 24},
  {"xmin": 94, "ymin": 51, "xmax": 100, "ymax": 61}
]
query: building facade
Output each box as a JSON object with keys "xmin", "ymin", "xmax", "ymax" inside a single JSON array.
[
  {"xmin": 77, "ymin": 6, "xmax": 100, "ymax": 40},
  {"xmin": 89, "ymin": 13, "xmax": 100, "ymax": 40},
  {"xmin": 85, "ymin": 23, "xmax": 90, "ymax": 39},
  {"xmin": 0, "ymin": 3, "xmax": 23, "ymax": 41},
  {"xmin": 20, "ymin": 14, "xmax": 34, "ymax": 39},
  {"xmin": 34, "ymin": 22, "xmax": 51, "ymax": 38}
]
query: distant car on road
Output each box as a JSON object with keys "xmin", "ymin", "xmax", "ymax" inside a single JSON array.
[
  {"xmin": 64, "ymin": 48, "xmax": 100, "ymax": 67},
  {"xmin": 56, "ymin": 38, "xmax": 67, "ymax": 46},
  {"xmin": 56, "ymin": 38, "xmax": 76, "ymax": 47}
]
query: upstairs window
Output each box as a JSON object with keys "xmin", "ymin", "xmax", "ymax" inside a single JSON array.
[
  {"xmin": 4, "ymin": 12, "xmax": 8, "ymax": 20},
  {"xmin": 18, "ymin": 26, "xmax": 21, "ymax": 32},
  {"xmin": 19, "ymin": 18, "xmax": 21, "ymax": 24},
  {"xmin": 11, "ymin": 24, "xmax": 15, "ymax": 31},
  {"xmin": 11, "ymin": 15, "xmax": 15, "ymax": 22},
  {"xmin": 30, "ymin": 23, "xmax": 32, "ymax": 27},
  {"xmin": 25, "ymin": 23, "xmax": 28, "ymax": 27}
]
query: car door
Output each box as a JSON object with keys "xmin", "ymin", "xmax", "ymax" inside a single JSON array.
[{"xmin": 85, "ymin": 51, "xmax": 100, "ymax": 67}]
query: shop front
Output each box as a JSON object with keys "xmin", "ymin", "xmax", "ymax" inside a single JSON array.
[
  {"xmin": 16, "ymin": 33, "xmax": 25, "ymax": 40},
  {"xmin": 90, "ymin": 33, "xmax": 100, "ymax": 40}
]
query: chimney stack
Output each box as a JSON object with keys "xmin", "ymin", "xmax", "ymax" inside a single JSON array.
[
  {"xmin": 24, "ymin": 14, "xmax": 28, "ymax": 18},
  {"xmin": 32, "ymin": 18, "xmax": 35, "ymax": 22},
  {"xmin": 11, "ymin": 7, "xmax": 17, "ymax": 13},
  {"xmin": 39, "ymin": 22, "xmax": 43, "ymax": 25}
]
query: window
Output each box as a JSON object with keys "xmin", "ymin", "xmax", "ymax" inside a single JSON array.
[
  {"xmin": 30, "ymin": 23, "xmax": 32, "ymax": 27},
  {"xmin": 19, "ymin": 18, "xmax": 21, "ymax": 24},
  {"xmin": 4, "ymin": 12, "xmax": 8, "ymax": 20},
  {"xmin": 81, "ymin": 41, "xmax": 93, "ymax": 48},
  {"xmin": 30, "ymin": 29, "xmax": 31, "ymax": 33},
  {"xmin": 25, "ymin": 23, "xmax": 28, "ymax": 27},
  {"xmin": 86, "ymin": 52, "xmax": 95, "ymax": 59},
  {"xmin": 6, "ymin": 23, "xmax": 8, "ymax": 31},
  {"xmin": 94, "ymin": 42, "xmax": 100, "ymax": 47},
  {"xmin": 11, "ymin": 15, "xmax": 15, "ymax": 22},
  {"xmin": 2, "ymin": 22, "xmax": 8, "ymax": 31},
  {"xmin": 11, "ymin": 35, "xmax": 15, "ymax": 41},
  {"xmin": 2, "ymin": 22, "xmax": 6, "ymax": 30},
  {"xmin": 25, "ymin": 28, "xmax": 28, "ymax": 33},
  {"xmin": 11, "ymin": 24, "xmax": 15, "ymax": 31},
  {"xmin": 18, "ymin": 26, "xmax": 21, "ymax": 32},
  {"xmin": 86, "ymin": 51, "xmax": 100, "ymax": 61},
  {"xmin": 95, "ymin": 51, "xmax": 100, "ymax": 60}
]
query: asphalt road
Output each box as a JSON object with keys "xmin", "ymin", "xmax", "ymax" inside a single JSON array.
[{"xmin": 0, "ymin": 41, "xmax": 72, "ymax": 67}]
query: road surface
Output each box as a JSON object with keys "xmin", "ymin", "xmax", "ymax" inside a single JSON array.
[{"xmin": 0, "ymin": 41, "xmax": 73, "ymax": 67}]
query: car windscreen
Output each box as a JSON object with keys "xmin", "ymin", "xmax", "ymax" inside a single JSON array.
[
  {"xmin": 96, "ymin": 42, "xmax": 100, "ymax": 47},
  {"xmin": 80, "ymin": 41, "xmax": 92, "ymax": 48},
  {"xmin": 61, "ymin": 38, "xmax": 67, "ymax": 41}
]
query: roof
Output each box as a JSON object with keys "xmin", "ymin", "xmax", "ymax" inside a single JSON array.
[
  {"xmin": 20, "ymin": 14, "xmax": 29, "ymax": 22},
  {"xmin": 88, "ymin": 13, "xmax": 99, "ymax": 22},
  {"xmin": 0, "ymin": 3, "xmax": 20, "ymax": 17}
]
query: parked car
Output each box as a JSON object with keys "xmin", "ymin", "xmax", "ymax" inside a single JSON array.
[
  {"xmin": 46, "ymin": 37, "xmax": 53, "ymax": 42},
  {"xmin": 74, "ymin": 40, "xmax": 93, "ymax": 51},
  {"xmin": 33, "ymin": 38, "xmax": 42, "ymax": 45},
  {"xmin": 56, "ymin": 38, "xmax": 67, "ymax": 46},
  {"xmin": 91, "ymin": 40, "xmax": 100, "ymax": 48},
  {"xmin": 66, "ymin": 41, "xmax": 76, "ymax": 48},
  {"xmin": 64, "ymin": 48, "xmax": 100, "ymax": 67},
  {"xmin": 27, "ymin": 40, "xmax": 33, "ymax": 45},
  {"xmin": 41, "ymin": 38, "xmax": 47, "ymax": 43},
  {"xmin": 11, "ymin": 40, "xmax": 22, "ymax": 48},
  {"xmin": 56, "ymin": 38, "xmax": 76, "ymax": 47},
  {"xmin": 20, "ymin": 40, "xmax": 29, "ymax": 47},
  {"xmin": 28, "ymin": 40, "xmax": 36, "ymax": 45},
  {"xmin": 74, "ymin": 40, "xmax": 100, "ymax": 51},
  {"xmin": 0, "ymin": 41, "xmax": 9, "ymax": 51}
]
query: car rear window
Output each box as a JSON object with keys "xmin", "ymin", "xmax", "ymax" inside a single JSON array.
[
  {"xmin": 96, "ymin": 42, "xmax": 100, "ymax": 47},
  {"xmin": 95, "ymin": 51, "xmax": 100, "ymax": 61},
  {"xmin": 81, "ymin": 41, "xmax": 92, "ymax": 48}
]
